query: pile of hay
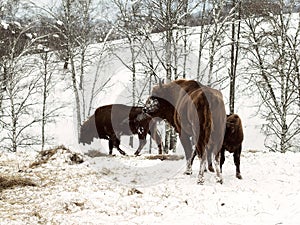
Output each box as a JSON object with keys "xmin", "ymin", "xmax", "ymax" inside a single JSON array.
[
  {"xmin": 0, "ymin": 175, "xmax": 36, "ymax": 191},
  {"xmin": 144, "ymin": 154, "xmax": 184, "ymax": 161},
  {"xmin": 29, "ymin": 145, "xmax": 84, "ymax": 168}
]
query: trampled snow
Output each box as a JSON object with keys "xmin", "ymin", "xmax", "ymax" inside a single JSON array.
[{"xmin": 0, "ymin": 148, "xmax": 299, "ymax": 225}]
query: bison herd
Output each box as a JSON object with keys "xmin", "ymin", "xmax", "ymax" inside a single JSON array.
[{"xmin": 79, "ymin": 79, "xmax": 244, "ymax": 184}]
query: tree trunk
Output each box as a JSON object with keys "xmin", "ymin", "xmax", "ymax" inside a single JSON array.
[
  {"xmin": 10, "ymin": 93, "xmax": 17, "ymax": 152},
  {"xmin": 70, "ymin": 56, "xmax": 82, "ymax": 140},
  {"xmin": 41, "ymin": 52, "xmax": 49, "ymax": 150},
  {"xmin": 80, "ymin": 47, "xmax": 86, "ymax": 119},
  {"xmin": 129, "ymin": 40, "xmax": 137, "ymax": 149},
  {"xmin": 164, "ymin": 122, "xmax": 171, "ymax": 153},
  {"xmin": 196, "ymin": 0, "xmax": 207, "ymax": 81},
  {"xmin": 229, "ymin": 0, "xmax": 241, "ymax": 114},
  {"xmin": 166, "ymin": 30, "xmax": 172, "ymax": 82},
  {"xmin": 182, "ymin": 0, "xmax": 188, "ymax": 79}
]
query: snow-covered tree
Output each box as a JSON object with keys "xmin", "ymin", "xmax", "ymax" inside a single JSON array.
[
  {"xmin": 243, "ymin": 0, "xmax": 300, "ymax": 152},
  {"xmin": 47, "ymin": 0, "xmax": 106, "ymax": 139},
  {"xmin": 0, "ymin": 20, "xmax": 43, "ymax": 151}
]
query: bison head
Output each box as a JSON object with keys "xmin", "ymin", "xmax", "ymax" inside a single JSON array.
[{"xmin": 143, "ymin": 96, "xmax": 160, "ymax": 114}]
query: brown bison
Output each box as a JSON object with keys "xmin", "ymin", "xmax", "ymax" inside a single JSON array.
[
  {"xmin": 144, "ymin": 79, "xmax": 226, "ymax": 184},
  {"xmin": 221, "ymin": 114, "xmax": 244, "ymax": 179},
  {"xmin": 190, "ymin": 113, "xmax": 244, "ymax": 179},
  {"xmin": 79, "ymin": 104, "xmax": 163, "ymax": 156}
]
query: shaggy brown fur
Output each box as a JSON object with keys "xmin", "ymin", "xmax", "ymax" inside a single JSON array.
[
  {"xmin": 192, "ymin": 114, "xmax": 244, "ymax": 179},
  {"xmin": 80, "ymin": 104, "xmax": 163, "ymax": 156},
  {"xmin": 144, "ymin": 79, "xmax": 226, "ymax": 184},
  {"xmin": 221, "ymin": 114, "xmax": 244, "ymax": 179}
]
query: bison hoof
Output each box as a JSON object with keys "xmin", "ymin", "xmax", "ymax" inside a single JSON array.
[
  {"xmin": 197, "ymin": 178, "xmax": 205, "ymax": 185},
  {"xmin": 236, "ymin": 173, "xmax": 242, "ymax": 179},
  {"xmin": 184, "ymin": 170, "xmax": 192, "ymax": 175},
  {"xmin": 217, "ymin": 179, "xmax": 223, "ymax": 184},
  {"xmin": 119, "ymin": 150, "xmax": 126, "ymax": 155}
]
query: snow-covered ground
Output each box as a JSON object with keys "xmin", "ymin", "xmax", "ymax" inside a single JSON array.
[
  {"xmin": 0, "ymin": 147, "xmax": 299, "ymax": 225},
  {"xmin": 1, "ymin": 11, "xmax": 299, "ymax": 225}
]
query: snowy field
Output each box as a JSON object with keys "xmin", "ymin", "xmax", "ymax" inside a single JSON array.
[
  {"xmin": 0, "ymin": 146, "xmax": 300, "ymax": 225},
  {"xmin": 1, "ymin": 10, "xmax": 300, "ymax": 224}
]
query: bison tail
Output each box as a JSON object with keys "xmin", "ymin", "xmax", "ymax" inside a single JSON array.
[
  {"xmin": 202, "ymin": 103, "xmax": 212, "ymax": 148},
  {"xmin": 193, "ymin": 97, "xmax": 212, "ymax": 156}
]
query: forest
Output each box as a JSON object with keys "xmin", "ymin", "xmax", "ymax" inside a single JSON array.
[
  {"xmin": 0, "ymin": 0, "xmax": 299, "ymax": 153},
  {"xmin": 0, "ymin": 1, "xmax": 300, "ymax": 224}
]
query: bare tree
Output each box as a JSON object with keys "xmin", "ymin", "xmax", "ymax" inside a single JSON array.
[
  {"xmin": 143, "ymin": 0, "xmax": 187, "ymax": 152},
  {"xmin": 45, "ymin": 0, "xmax": 101, "ymax": 139},
  {"xmin": 243, "ymin": 0, "xmax": 300, "ymax": 152},
  {"xmin": 229, "ymin": 0, "xmax": 241, "ymax": 114},
  {"xmin": 38, "ymin": 51, "xmax": 66, "ymax": 150},
  {"xmin": 196, "ymin": 0, "xmax": 209, "ymax": 81},
  {"xmin": 112, "ymin": 0, "xmax": 147, "ymax": 106},
  {"xmin": 0, "ymin": 23, "xmax": 42, "ymax": 151},
  {"xmin": 206, "ymin": 0, "xmax": 233, "ymax": 86}
]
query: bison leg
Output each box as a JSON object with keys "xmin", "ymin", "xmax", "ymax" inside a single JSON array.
[
  {"xmin": 190, "ymin": 148, "xmax": 215, "ymax": 173},
  {"xmin": 197, "ymin": 148, "xmax": 207, "ymax": 185},
  {"xmin": 213, "ymin": 152, "xmax": 223, "ymax": 184},
  {"xmin": 148, "ymin": 129, "xmax": 163, "ymax": 154},
  {"xmin": 220, "ymin": 146, "xmax": 226, "ymax": 173},
  {"xmin": 206, "ymin": 150, "xmax": 215, "ymax": 173},
  {"xmin": 234, "ymin": 145, "xmax": 242, "ymax": 179},
  {"xmin": 112, "ymin": 136, "xmax": 126, "ymax": 156},
  {"xmin": 116, "ymin": 147, "xmax": 126, "ymax": 156},
  {"xmin": 108, "ymin": 140, "xmax": 114, "ymax": 155},
  {"xmin": 134, "ymin": 137, "xmax": 147, "ymax": 156},
  {"xmin": 180, "ymin": 131, "xmax": 193, "ymax": 175},
  {"xmin": 190, "ymin": 148, "xmax": 197, "ymax": 166}
]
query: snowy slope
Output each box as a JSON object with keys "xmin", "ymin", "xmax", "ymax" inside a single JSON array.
[{"xmin": 1, "ymin": 11, "xmax": 299, "ymax": 225}]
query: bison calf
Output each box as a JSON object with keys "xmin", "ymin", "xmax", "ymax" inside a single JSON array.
[{"xmin": 220, "ymin": 114, "xmax": 244, "ymax": 179}]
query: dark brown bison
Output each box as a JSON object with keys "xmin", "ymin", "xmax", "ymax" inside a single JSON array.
[
  {"xmin": 79, "ymin": 104, "xmax": 163, "ymax": 156},
  {"xmin": 190, "ymin": 113, "xmax": 244, "ymax": 179},
  {"xmin": 144, "ymin": 79, "xmax": 226, "ymax": 184},
  {"xmin": 221, "ymin": 114, "xmax": 244, "ymax": 179}
]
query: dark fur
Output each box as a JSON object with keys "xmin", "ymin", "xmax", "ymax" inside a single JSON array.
[
  {"xmin": 221, "ymin": 114, "xmax": 244, "ymax": 179},
  {"xmin": 191, "ymin": 113, "xmax": 244, "ymax": 179},
  {"xmin": 144, "ymin": 79, "xmax": 226, "ymax": 184},
  {"xmin": 79, "ymin": 104, "xmax": 163, "ymax": 156}
]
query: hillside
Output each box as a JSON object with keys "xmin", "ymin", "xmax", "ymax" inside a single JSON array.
[
  {"xmin": 0, "ymin": 146, "xmax": 299, "ymax": 224},
  {"xmin": 0, "ymin": 4, "xmax": 299, "ymax": 224}
]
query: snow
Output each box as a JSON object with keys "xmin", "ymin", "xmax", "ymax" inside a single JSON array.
[
  {"xmin": 13, "ymin": 21, "xmax": 21, "ymax": 28},
  {"xmin": 0, "ymin": 148, "xmax": 299, "ymax": 225},
  {"xmin": 0, "ymin": 10, "xmax": 299, "ymax": 225},
  {"xmin": 25, "ymin": 33, "xmax": 33, "ymax": 39},
  {"xmin": 0, "ymin": 20, "xmax": 9, "ymax": 29},
  {"xmin": 56, "ymin": 20, "xmax": 63, "ymax": 26}
]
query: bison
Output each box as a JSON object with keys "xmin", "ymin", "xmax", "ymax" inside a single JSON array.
[
  {"xmin": 190, "ymin": 113, "xmax": 244, "ymax": 179},
  {"xmin": 143, "ymin": 79, "xmax": 226, "ymax": 184},
  {"xmin": 79, "ymin": 104, "xmax": 163, "ymax": 156},
  {"xmin": 221, "ymin": 114, "xmax": 244, "ymax": 179}
]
